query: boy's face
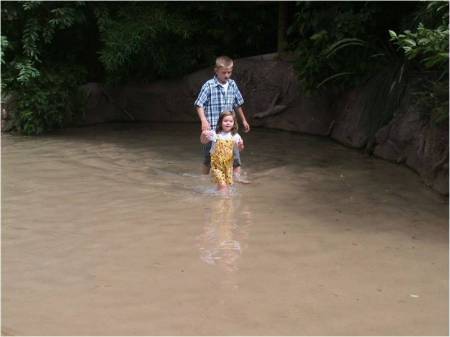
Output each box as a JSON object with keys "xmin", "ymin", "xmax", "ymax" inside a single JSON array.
[{"xmin": 215, "ymin": 66, "xmax": 233, "ymax": 84}]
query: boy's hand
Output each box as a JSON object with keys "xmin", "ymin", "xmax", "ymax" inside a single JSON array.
[
  {"xmin": 242, "ymin": 120, "xmax": 250, "ymax": 133},
  {"xmin": 202, "ymin": 130, "xmax": 213, "ymax": 137},
  {"xmin": 200, "ymin": 130, "xmax": 212, "ymax": 144},
  {"xmin": 201, "ymin": 120, "xmax": 211, "ymax": 131}
]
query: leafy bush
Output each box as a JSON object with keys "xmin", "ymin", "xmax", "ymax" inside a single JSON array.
[
  {"xmin": 413, "ymin": 79, "xmax": 449, "ymax": 126},
  {"xmin": 288, "ymin": 1, "xmax": 448, "ymax": 127},
  {"xmin": 5, "ymin": 65, "xmax": 87, "ymax": 135},
  {"xmin": 389, "ymin": 24, "xmax": 449, "ymax": 69},
  {"xmin": 95, "ymin": 3, "xmax": 196, "ymax": 83},
  {"xmin": 95, "ymin": 2, "xmax": 277, "ymax": 84},
  {"xmin": 389, "ymin": 1, "xmax": 449, "ymax": 125},
  {"xmin": 288, "ymin": 2, "xmax": 395, "ymax": 93},
  {"xmin": 1, "ymin": 2, "xmax": 88, "ymax": 134}
]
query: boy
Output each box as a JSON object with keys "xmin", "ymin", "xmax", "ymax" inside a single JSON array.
[{"xmin": 194, "ymin": 55, "xmax": 250, "ymax": 178}]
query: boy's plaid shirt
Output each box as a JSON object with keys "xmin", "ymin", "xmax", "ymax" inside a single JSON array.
[{"xmin": 194, "ymin": 76, "xmax": 244, "ymax": 130}]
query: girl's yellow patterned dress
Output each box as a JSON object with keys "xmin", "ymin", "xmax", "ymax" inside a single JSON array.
[{"xmin": 210, "ymin": 139, "xmax": 235, "ymax": 186}]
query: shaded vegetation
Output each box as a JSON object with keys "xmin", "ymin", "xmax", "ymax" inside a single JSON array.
[
  {"xmin": 1, "ymin": 1, "xmax": 448, "ymax": 135},
  {"xmin": 288, "ymin": 1, "xmax": 448, "ymax": 128},
  {"xmin": 389, "ymin": 1, "xmax": 449, "ymax": 126},
  {"xmin": 1, "ymin": 1, "xmax": 90, "ymax": 134}
]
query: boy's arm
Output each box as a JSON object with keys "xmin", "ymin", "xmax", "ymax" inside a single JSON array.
[
  {"xmin": 232, "ymin": 83, "xmax": 250, "ymax": 133},
  {"xmin": 196, "ymin": 106, "xmax": 210, "ymax": 131},
  {"xmin": 235, "ymin": 106, "xmax": 250, "ymax": 133},
  {"xmin": 195, "ymin": 83, "xmax": 211, "ymax": 131}
]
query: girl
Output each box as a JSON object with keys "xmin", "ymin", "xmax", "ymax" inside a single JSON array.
[{"xmin": 201, "ymin": 111, "xmax": 244, "ymax": 192}]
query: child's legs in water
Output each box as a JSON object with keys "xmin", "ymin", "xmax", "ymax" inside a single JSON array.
[
  {"xmin": 211, "ymin": 165, "xmax": 228, "ymax": 191},
  {"xmin": 217, "ymin": 182, "xmax": 228, "ymax": 192},
  {"xmin": 202, "ymin": 142, "xmax": 212, "ymax": 174},
  {"xmin": 233, "ymin": 146, "xmax": 241, "ymax": 175},
  {"xmin": 217, "ymin": 168, "xmax": 231, "ymax": 192},
  {"xmin": 232, "ymin": 149, "xmax": 250, "ymax": 183}
]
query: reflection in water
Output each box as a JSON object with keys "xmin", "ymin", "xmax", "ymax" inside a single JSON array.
[{"xmin": 197, "ymin": 195, "xmax": 252, "ymax": 272}]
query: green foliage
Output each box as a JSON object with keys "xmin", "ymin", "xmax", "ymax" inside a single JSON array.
[
  {"xmin": 1, "ymin": 35, "xmax": 8, "ymax": 64},
  {"xmin": 9, "ymin": 65, "xmax": 87, "ymax": 135},
  {"xmin": 1, "ymin": 1, "xmax": 88, "ymax": 135},
  {"xmin": 95, "ymin": 2, "xmax": 277, "ymax": 84},
  {"xmin": 289, "ymin": 1, "xmax": 448, "ymax": 129},
  {"xmin": 389, "ymin": 24, "xmax": 449, "ymax": 69},
  {"xmin": 324, "ymin": 38, "xmax": 367, "ymax": 58},
  {"xmin": 411, "ymin": 77, "xmax": 449, "ymax": 127},
  {"xmin": 15, "ymin": 60, "xmax": 40, "ymax": 83},
  {"xmin": 412, "ymin": 1, "xmax": 449, "ymax": 29},
  {"xmin": 389, "ymin": 1, "xmax": 449, "ymax": 125},
  {"xmin": 95, "ymin": 3, "xmax": 196, "ymax": 83},
  {"xmin": 293, "ymin": 29, "xmax": 333, "ymax": 93},
  {"xmin": 417, "ymin": 79, "xmax": 449, "ymax": 126},
  {"xmin": 289, "ymin": 2, "xmax": 389, "ymax": 93}
]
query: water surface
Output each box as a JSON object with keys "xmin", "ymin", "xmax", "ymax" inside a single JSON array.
[{"xmin": 2, "ymin": 123, "xmax": 448, "ymax": 335}]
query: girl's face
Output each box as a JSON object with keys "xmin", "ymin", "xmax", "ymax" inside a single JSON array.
[{"xmin": 221, "ymin": 115, "xmax": 235, "ymax": 132}]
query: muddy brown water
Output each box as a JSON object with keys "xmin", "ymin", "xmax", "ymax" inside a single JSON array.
[{"xmin": 1, "ymin": 123, "xmax": 448, "ymax": 335}]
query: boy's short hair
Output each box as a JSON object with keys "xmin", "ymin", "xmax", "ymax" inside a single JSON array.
[{"xmin": 215, "ymin": 56, "xmax": 233, "ymax": 69}]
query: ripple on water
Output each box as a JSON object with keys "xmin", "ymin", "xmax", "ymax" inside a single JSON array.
[{"xmin": 2, "ymin": 123, "xmax": 448, "ymax": 336}]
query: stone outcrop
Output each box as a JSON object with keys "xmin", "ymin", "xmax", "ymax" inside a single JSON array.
[
  {"xmin": 78, "ymin": 54, "xmax": 338, "ymax": 137},
  {"xmin": 1, "ymin": 95, "xmax": 17, "ymax": 133},
  {"xmin": 374, "ymin": 101, "xmax": 449, "ymax": 195}
]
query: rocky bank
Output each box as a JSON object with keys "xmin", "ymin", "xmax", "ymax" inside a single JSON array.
[{"xmin": 3, "ymin": 54, "xmax": 448, "ymax": 195}]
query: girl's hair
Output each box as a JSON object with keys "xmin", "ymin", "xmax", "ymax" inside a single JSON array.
[
  {"xmin": 215, "ymin": 55, "xmax": 233, "ymax": 69},
  {"xmin": 216, "ymin": 111, "xmax": 238, "ymax": 134}
]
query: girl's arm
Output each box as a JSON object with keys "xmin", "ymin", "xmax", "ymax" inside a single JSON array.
[{"xmin": 234, "ymin": 134, "xmax": 244, "ymax": 151}]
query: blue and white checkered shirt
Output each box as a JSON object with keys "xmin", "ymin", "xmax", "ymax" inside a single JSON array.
[{"xmin": 194, "ymin": 76, "xmax": 244, "ymax": 130}]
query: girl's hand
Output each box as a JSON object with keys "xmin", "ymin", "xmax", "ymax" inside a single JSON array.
[
  {"xmin": 200, "ymin": 130, "xmax": 212, "ymax": 144},
  {"xmin": 202, "ymin": 130, "xmax": 213, "ymax": 137},
  {"xmin": 237, "ymin": 140, "xmax": 244, "ymax": 151}
]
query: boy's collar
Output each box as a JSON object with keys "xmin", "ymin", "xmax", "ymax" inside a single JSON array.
[{"xmin": 214, "ymin": 76, "xmax": 231, "ymax": 86}]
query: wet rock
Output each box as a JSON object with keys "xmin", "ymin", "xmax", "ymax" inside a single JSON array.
[
  {"xmin": 330, "ymin": 88, "xmax": 371, "ymax": 148},
  {"xmin": 374, "ymin": 98, "xmax": 448, "ymax": 195},
  {"xmin": 77, "ymin": 55, "xmax": 336, "ymax": 136},
  {"xmin": 1, "ymin": 94, "xmax": 17, "ymax": 133},
  {"xmin": 232, "ymin": 57, "xmax": 336, "ymax": 136},
  {"xmin": 78, "ymin": 83, "xmax": 125, "ymax": 125}
]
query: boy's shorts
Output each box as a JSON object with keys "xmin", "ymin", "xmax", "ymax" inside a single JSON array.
[{"xmin": 202, "ymin": 142, "xmax": 241, "ymax": 168}]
